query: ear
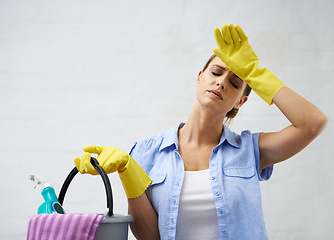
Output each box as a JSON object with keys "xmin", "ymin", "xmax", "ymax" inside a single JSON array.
[
  {"xmin": 196, "ymin": 70, "xmax": 203, "ymax": 87},
  {"xmin": 234, "ymin": 95, "xmax": 248, "ymax": 109}
]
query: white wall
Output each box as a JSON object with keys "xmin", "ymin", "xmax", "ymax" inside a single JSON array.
[{"xmin": 1, "ymin": 0, "xmax": 333, "ymax": 239}]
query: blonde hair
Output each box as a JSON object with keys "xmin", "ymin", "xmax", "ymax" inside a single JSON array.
[{"xmin": 202, "ymin": 54, "xmax": 251, "ymax": 125}]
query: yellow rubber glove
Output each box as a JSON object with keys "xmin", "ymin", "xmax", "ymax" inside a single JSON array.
[
  {"xmin": 213, "ymin": 24, "xmax": 285, "ymax": 105},
  {"xmin": 74, "ymin": 146, "xmax": 151, "ymax": 199}
]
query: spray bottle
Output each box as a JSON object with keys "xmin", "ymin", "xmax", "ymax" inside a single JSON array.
[{"xmin": 29, "ymin": 175, "xmax": 65, "ymax": 214}]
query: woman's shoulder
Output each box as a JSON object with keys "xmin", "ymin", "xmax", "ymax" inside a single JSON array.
[
  {"xmin": 131, "ymin": 134, "xmax": 165, "ymax": 154},
  {"xmin": 223, "ymin": 125, "xmax": 261, "ymax": 148},
  {"xmin": 130, "ymin": 124, "xmax": 180, "ymax": 155},
  {"xmin": 224, "ymin": 125, "xmax": 256, "ymax": 138}
]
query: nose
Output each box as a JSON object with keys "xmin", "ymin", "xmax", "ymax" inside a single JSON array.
[
  {"xmin": 216, "ymin": 81, "xmax": 223, "ymax": 89},
  {"xmin": 216, "ymin": 72, "xmax": 231, "ymax": 89}
]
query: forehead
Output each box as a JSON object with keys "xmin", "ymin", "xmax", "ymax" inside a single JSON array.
[{"xmin": 209, "ymin": 56, "xmax": 227, "ymax": 68}]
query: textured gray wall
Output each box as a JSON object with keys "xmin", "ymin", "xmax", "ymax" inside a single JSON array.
[{"xmin": 1, "ymin": 0, "xmax": 333, "ymax": 239}]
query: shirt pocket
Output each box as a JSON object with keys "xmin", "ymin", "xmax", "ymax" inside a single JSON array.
[
  {"xmin": 150, "ymin": 174, "xmax": 167, "ymax": 185},
  {"xmin": 147, "ymin": 174, "xmax": 167, "ymax": 212},
  {"xmin": 223, "ymin": 165, "xmax": 255, "ymax": 179}
]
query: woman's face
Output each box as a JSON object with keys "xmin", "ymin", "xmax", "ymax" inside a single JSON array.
[{"xmin": 196, "ymin": 57, "xmax": 248, "ymax": 117}]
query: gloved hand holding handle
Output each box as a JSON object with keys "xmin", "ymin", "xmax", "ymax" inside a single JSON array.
[
  {"xmin": 74, "ymin": 146, "xmax": 151, "ymax": 199},
  {"xmin": 213, "ymin": 24, "xmax": 285, "ymax": 105}
]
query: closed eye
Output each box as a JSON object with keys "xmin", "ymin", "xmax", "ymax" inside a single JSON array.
[
  {"xmin": 212, "ymin": 72, "xmax": 221, "ymax": 76},
  {"xmin": 230, "ymin": 80, "xmax": 239, "ymax": 88}
]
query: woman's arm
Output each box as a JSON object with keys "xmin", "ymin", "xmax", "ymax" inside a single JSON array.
[
  {"xmin": 128, "ymin": 192, "xmax": 160, "ymax": 240},
  {"xmin": 212, "ymin": 24, "xmax": 327, "ymax": 171},
  {"xmin": 74, "ymin": 146, "xmax": 159, "ymax": 238},
  {"xmin": 258, "ymin": 87, "xmax": 327, "ymax": 171}
]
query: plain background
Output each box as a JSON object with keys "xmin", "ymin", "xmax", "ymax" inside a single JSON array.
[{"xmin": 1, "ymin": 0, "xmax": 333, "ymax": 239}]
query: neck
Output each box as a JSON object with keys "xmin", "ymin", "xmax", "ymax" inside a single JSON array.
[{"xmin": 179, "ymin": 104, "xmax": 226, "ymax": 147}]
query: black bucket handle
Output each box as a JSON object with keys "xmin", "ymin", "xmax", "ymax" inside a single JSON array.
[{"xmin": 58, "ymin": 157, "xmax": 113, "ymax": 217}]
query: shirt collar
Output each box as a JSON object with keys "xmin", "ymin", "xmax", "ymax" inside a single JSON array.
[
  {"xmin": 159, "ymin": 123, "xmax": 240, "ymax": 151},
  {"xmin": 159, "ymin": 123, "xmax": 184, "ymax": 151},
  {"xmin": 218, "ymin": 125, "xmax": 240, "ymax": 148}
]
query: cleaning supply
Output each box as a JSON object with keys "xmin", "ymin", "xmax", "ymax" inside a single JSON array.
[
  {"xmin": 27, "ymin": 158, "xmax": 132, "ymax": 239},
  {"xmin": 58, "ymin": 157, "xmax": 134, "ymax": 240},
  {"xmin": 74, "ymin": 146, "xmax": 151, "ymax": 199},
  {"xmin": 27, "ymin": 213, "xmax": 103, "ymax": 240},
  {"xmin": 29, "ymin": 175, "xmax": 65, "ymax": 214},
  {"xmin": 213, "ymin": 24, "xmax": 285, "ymax": 105}
]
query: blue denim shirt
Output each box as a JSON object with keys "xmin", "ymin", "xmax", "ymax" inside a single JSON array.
[{"xmin": 129, "ymin": 123, "xmax": 273, "ymax": 240}]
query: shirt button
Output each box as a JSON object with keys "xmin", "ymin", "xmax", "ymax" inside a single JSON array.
[
  {"xmin": 215, "ymin": 191, "xmax": 220, "ymax": 196},
  {"xmin": 211, "ymin": 176, "xmax": 215, "ymax": 180},
  {"xmin": 211, "ymin": 163, "xmax": 215, "ymax": 167}
]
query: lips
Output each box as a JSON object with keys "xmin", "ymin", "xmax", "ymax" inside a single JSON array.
[{"xmin": 208, "ymin": 90, "xmax": 223, "ymax": 100}]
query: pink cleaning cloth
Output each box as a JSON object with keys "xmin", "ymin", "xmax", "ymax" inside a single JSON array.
[{"xmin": 27, "ymin": 213, "xmax": 104, "ymax": 240}]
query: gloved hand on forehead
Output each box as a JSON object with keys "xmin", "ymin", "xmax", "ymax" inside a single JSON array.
[
  {"xmin": 75, "ymin": 146, "xmax": 151, "ymax": 199},
  {"xmin": 213, "ymin": 23, "xmax": 285, "ymax": 105}
]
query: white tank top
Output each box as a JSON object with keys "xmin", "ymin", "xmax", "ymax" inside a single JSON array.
[{"xmin": 175, "ymin": 169, "xmax": 220, "ymax": 240}]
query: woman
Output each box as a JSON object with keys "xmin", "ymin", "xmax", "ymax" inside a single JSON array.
[{"xmin": 75, "ymin": 24, "xmax": 327, "ymax": 240}]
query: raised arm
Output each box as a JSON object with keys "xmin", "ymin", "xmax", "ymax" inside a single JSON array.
[
  {"xmin": 258, "ymin": 87, "xmax": 327, "ymax": 171},
  {"xmin": 213, "ymin": 24, "xmax": 327, "ymax": 170}
]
